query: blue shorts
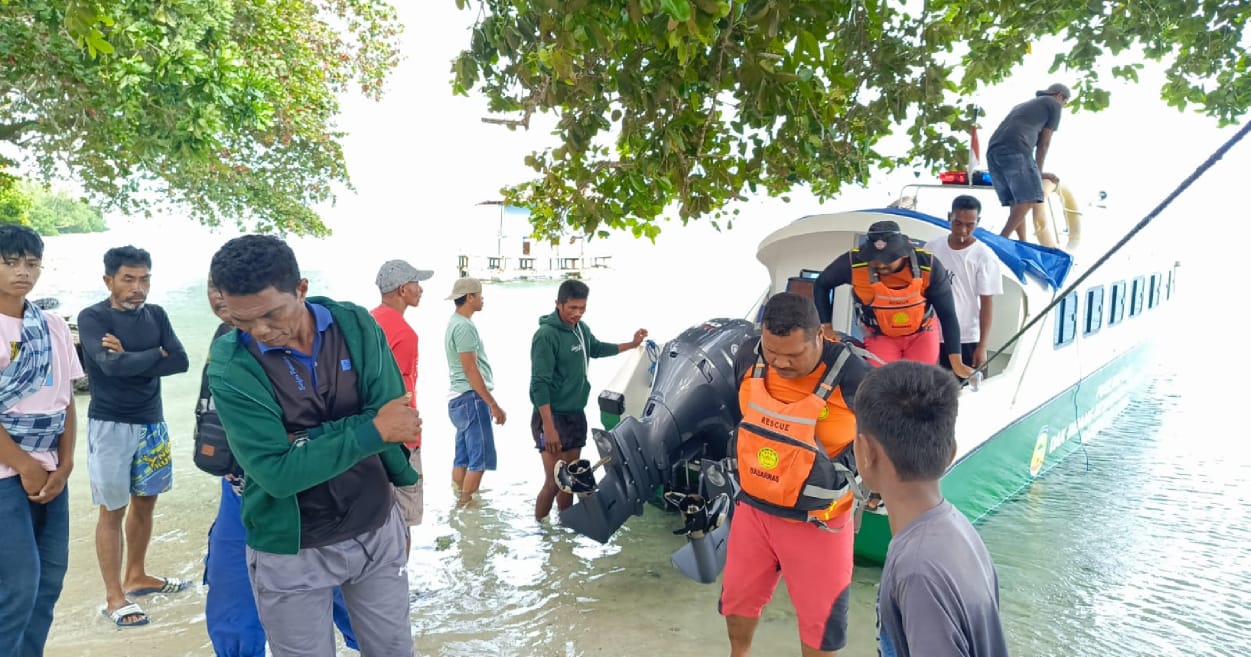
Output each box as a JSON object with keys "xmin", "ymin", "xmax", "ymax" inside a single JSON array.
[
  {"xmin": 449, "ymin": 391, "xmax": 497, "ymax": 472},
  {"xmin": 985, "ymin": 147, "xmax": 1044, "ymax": 206},
  {"xmin": 87, "ymin": 419, "xmax": 173, "ymax": 511}
]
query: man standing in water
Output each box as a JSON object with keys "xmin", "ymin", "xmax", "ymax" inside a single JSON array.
[
  {"xmin": 0, "ymin": 225, "xmax": 85, "ymax": 652},
  {"xmin": 985, "ymin": 82, "xmax": 1071, "ymax": 240},
  {"xmin": 444, "ymin": 277, "xmax": 504, "ymax": 508},
  {"xmin": 371, "ymin": 259, "xmax": 434, "ymax": 547},
  {"xmin": 528, "ymin": 279, "xmax": 646, "ymax": 522},
  {"xmin": 208, "ymin": 235, "xmax": 419, "ymax": 657},
  {"xmin": 77, "ymin": 245, "xmax": 189, "ymax": 626}
]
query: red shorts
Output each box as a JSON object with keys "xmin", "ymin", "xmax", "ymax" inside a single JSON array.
[
  {"xmin": 718, "ymin": 502, "xmax": 854, "ymax": 651},
  {"xmin": 863, "ymin": 324, "xmax": 940, "ymax": 367}
]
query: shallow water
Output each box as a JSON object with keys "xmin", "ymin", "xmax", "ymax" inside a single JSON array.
[{"xmin": 27, "ymin": 218, "xmax": 1250, "ymax": 657}]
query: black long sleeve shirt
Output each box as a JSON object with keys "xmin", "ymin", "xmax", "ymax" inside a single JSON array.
[
  {"xmin": 812, "ymin": 250, "xmax": 963, "ymax": 357},
  {"xmin": 77, "ymin": 300, "xmax": 190, "ymax": 423}
]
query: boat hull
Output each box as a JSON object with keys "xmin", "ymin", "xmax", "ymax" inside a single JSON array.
[{"xmin": 854, "ymin": 339, "xmax": 1150, "ymax": 563}]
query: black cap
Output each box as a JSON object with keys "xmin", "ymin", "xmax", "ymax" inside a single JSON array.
[{"xmin": 858, "ymin": 220, "xmax": 912, "ymax": 263}]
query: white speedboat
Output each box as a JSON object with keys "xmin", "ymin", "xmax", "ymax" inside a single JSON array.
[{"xmin": 556, "ymin": 174, "xmax": 1180, "ymax": 579}]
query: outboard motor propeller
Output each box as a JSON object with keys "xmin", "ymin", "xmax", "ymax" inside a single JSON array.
[{"xmin": 558, "ymin": 318, "xmax": 758, "ymax": 548}]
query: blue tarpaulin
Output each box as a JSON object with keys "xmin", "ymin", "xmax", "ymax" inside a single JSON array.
[{"xmin": 868, "ymin": 208, "xmax": 1073, "ymax": 290}]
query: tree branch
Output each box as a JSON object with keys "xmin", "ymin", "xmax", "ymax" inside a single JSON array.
[{"xmin": 0, "ymin": 120, "xmax": 37, "ymax": 143}]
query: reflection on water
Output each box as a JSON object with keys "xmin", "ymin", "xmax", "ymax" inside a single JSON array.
[{"xmin": 35, "ymin": 229, "xmax": 1251, "ymax": 657}]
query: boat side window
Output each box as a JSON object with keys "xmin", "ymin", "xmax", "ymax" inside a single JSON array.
[
  {"xmin": 1129, "ymin": 276, "xmax": 1146, "ymax": 318},
  {"xmin": 1108, "ymin": 280, "xmax": 1128, "ymax": 326},
  {"xmin": 1148, "ymin": 273, "xmax": 1162, "ymax": 309},
  {"xmin": 1054, "ymin": 290, "xmax": 1079, "ymax": 348},
  {"xmin": 1165, "ymin": 269, "xmax": 1176, "ymax": 301},
  {"xmin": 1083, "ymin": 287, "xmax": 1104, "ymax": 336}
]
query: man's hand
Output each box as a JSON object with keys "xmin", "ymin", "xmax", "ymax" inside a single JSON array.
[
  {"xmin": 948, "ymin": 355, "xmax": 974, "ymax": 380},
  {"xmin": 630, "ymin": 328, "xmax": 649, "ymax": 348},
  {"xmin": 1041, "ymin": 172, "xmax": 1060, "ymax": 184},
  {"xmin": 160, "ymin": 347, "xmax": 169, "ymax": 358},
  {"xmin": 374, "ymin": 393, "xmax": 422, "ymax": 444},
  {"xmin": 542, "ymin": 423, "xmax": 562, "ymax": 455},
  {"xmin": 973, "ymin": 345, "xmax": 989, "ymax": 369},
  {"xmin": 29, "ymin": 467, "xmax": 70, "ymax": 504},
  {"xmin": 489, "ymin": 403, "xmax": 507, "ymax": 426},
  {"xmin": 101, "ymin": 333, "xmax": 125, "ymax": 353},
  {"xmin": 18, "ymin": 461, "xmax": 49, "ymax": 497}
]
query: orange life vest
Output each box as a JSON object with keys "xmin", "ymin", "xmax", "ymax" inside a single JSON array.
[
  {"xmin": 850, "ymin": 248, "xmax": 935, "ymax": 337},
  {"xmin": 731, "ymin": 345, "xmax": 861, "ymax": 525}
]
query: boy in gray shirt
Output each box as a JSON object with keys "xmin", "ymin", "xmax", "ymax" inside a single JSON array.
[{"xmin": 853, "ymin": 361, "xmax": 1010, "ymax": 657}]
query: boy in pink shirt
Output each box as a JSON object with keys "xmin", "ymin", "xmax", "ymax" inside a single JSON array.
[{"xmin": 0, "ymin": 225, "xmax": 87, "ymax": 650}]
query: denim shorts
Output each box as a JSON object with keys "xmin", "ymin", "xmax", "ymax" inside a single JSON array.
[
  {"xmin": 985, "ymin": 147, "xmax": 1044, "ymax": 206},
  {"xmin": 449, "ymin": 391, "xmax": 497, "ymax": 471}
]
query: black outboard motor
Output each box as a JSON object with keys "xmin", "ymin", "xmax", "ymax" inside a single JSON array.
[{"xmin": 557, "ymin": 318, "xmax": 758, "ymax": 550}]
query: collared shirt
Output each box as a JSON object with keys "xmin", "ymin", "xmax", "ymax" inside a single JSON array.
[{"xmin": 243, "ymin": 302, "xmax": 391, "ymax": 549}]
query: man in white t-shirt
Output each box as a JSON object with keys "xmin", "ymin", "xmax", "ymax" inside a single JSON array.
[
  {"xmin": 0, "ymin": 225, "xmax": 88, "ymax": 648},
  {"xmin": 925, "ymin": 195, "xmax": 1004, "ymax": 369}
]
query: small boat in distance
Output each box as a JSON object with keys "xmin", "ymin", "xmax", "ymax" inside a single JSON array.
[{"xmin": 553, "ymin": 171, "xmax": 1181, "ymax": 581}]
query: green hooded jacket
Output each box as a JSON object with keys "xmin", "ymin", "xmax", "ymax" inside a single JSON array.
[
  {"xmin": 528, "ymin": 310, "xmax": 620, "ymax": 414},
  {"xmin": 207, "ymin": 296, "xmax": 418, "ymax": 555}
]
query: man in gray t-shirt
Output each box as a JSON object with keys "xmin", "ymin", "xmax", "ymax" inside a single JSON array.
[
  {"xmin": 985, "ymin": 82, "xmax": 1070, "ymax": 242},
  {"xmin": 852, "ymin": 361, "xmax": 1010, "ymax": 657}
]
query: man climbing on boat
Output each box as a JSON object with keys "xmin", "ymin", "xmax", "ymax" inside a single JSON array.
[
  {"xmin": 720, "ymin": 292, "xmax": 870, "ymax": 657},
  {"xmin": 925, "ymin": 195, "xmax": 1004, "ymax": 370},
  {"xmin": 986, "ymin": 82, "xmax": 1071, "ymax": 241},
  {"xmin": 812, "ymin": 221, "xmax": 974, "ymax": 379}
]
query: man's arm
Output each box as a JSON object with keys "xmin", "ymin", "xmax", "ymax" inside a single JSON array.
[
  {"xmin": 926, "ymin": 258, "xmax": 972, "ymax": 376},
  {"xmin": 814, "ymin": 252, "xmax": 852, "ymax": 332},
  {"xmin": 143, "ymin": 307, "xmax": 189, "ymax": 377},
  {"xmin": 897, "ymin": 572, "xmax": 980, "ymax": 657},
  {"xmin": 529, "ymin": 330, "xmax": 562, "ymax": 454},
  {"xmin": 76, "ymin": 308, "xmax": 163, "ymax": 377},
  {"xmin": 975, "ymin": 295, "xmax": 994, "ymax": 368},
  {"xmin": 0, "ymin": 427, "xmax": 46, "ymax": 496},
  {"xmin": 208, "ymin": 332, "xmax": 414, "ymax": 499},
  {"xmin": 584, "ymin": 323, "xmax": 645, "ymax": 358},
  {"xmin": 1035, "ymin": 128, "xmax": 1054, "ymax": 171},
  {"xmin": 29, "ymin": 401, "xmax": 75, "ymax": 504}
]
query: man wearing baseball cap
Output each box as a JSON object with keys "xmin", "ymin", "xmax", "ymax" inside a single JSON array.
[
  {"xmin": 985, "ymin": 82, "xmax": 1072, "ymax": 241},
  {"xmin": 812, "ymin": 220, "xmax": 972, "ymax": 378},
  {"xmin": 443, "ymin": 277, "xmax": 505, "ymax": 508},
  {"xmin": 370, "ymin": 259, "xmax": 433, "ymax": 550}
]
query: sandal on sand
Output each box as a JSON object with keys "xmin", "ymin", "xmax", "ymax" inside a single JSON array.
[
  {"xmin": 127, "ymin": 577, "xmax": 188, "ymax": 597},
  {"xmin": 102, "ymin": 602, "xmax": 150, "ymax": 627}
]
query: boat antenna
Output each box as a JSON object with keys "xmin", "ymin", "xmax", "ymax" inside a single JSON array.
[{"xmin": 977, "ymin": 120, "xmax": 1251, "ymax": 377}]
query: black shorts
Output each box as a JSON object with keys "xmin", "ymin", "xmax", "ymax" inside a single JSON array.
[{"xmin": 530, "ymin": 409, "xmax": 588, "ymax": 453}]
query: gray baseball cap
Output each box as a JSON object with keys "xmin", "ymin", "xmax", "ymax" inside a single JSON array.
[
  {"xmin": 446, "ymin": 276, "xmax": 483, "ymax": 300},
  {"xmin": 376, "ymin": 259, "xmax": 433, "ymax": 293}
]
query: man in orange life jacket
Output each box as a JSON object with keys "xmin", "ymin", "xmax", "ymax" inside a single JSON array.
[
  {"xmin": 720, "ymin": 292, "xmax": 871, "ymax": 657},
  {"xmin": 812, "ymin": 220, "xmax": 974, "ymax": 379}
]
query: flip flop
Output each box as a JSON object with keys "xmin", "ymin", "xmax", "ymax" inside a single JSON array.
[
  {"xmin": 102, "ymin": 602, "xmax": 150, "ymax": 627},
  {"xmin": 126, "ymin": 577, "xmax": 188, "ymax": 597}
]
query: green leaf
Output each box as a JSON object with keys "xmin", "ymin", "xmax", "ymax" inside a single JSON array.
[{"xmin": 660, "ymin": 0, "xmax": 692, "ymax": 23}]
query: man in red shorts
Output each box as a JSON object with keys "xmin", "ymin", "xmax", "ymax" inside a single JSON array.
[{"xmin": 721, "ymin": 292, "xmax": 870, "ymax": 657}]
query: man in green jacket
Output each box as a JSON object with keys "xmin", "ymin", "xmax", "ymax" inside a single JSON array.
[
  {"xmin": 529, "ymin": 279, "xmax": 646, "ymax": 522},
  {"xmin": 207, "ymin": 235, "xmax": 420, "ymax": 657}
]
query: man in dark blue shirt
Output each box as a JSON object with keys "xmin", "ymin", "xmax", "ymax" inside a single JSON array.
[
  {"xmin": 985, "ymin": 82, "xmax": 1070, "ymax": 241},
  {"xmin": 77, "ymin": 245, "xmax": 189, "ymax": 626}
]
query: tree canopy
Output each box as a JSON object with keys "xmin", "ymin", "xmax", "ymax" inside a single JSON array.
[
  {"xmin": 452, "ymin": 0, "xmax": 1251, "ymax": 240},
  {"xmin": 0, "ymin": 0, "xmax": 405, "ymax": 236}
]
